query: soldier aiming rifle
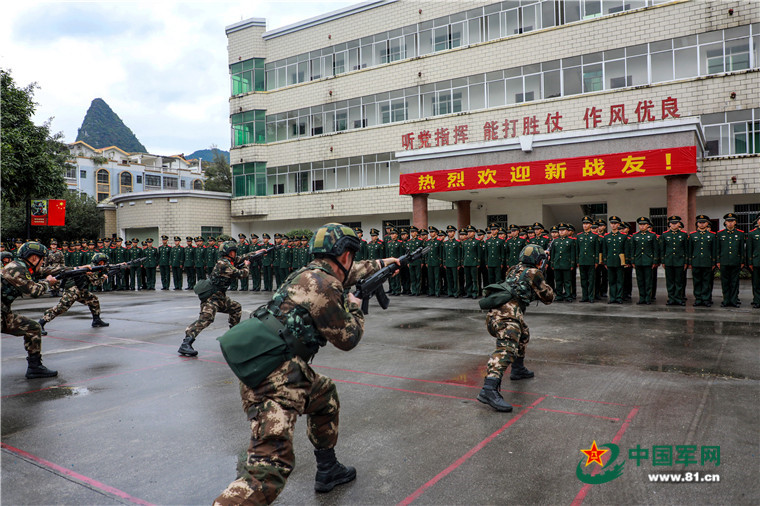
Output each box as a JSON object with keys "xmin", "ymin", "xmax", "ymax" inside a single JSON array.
[{"xmin": 353, "ymin": 245, "xmax": 431, "ymax": 313}]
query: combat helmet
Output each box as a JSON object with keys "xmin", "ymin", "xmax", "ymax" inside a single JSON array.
[
  {"xmin": 519, "ymin": 244, "xmax": 546, "ymax": 267},
  {"xmin": 17, "ymin": 241, "xmax": 48, "ymax": 261},
  {"xmin": 91, "ymin": 253, "xmax": 109, "ymax": 265},
  {"xmin": 309, "ymin": 223, "xmax": 361, "ymax": 257},
  {"xmin": 218, "ymin": 241, "xmax": 238, "ymax": 257},
  {"xmin": 1, "ymin": 251, "xmax": 13, "ymax": 264}
]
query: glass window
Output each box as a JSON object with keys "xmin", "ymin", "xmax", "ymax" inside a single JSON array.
[
  {"xmin": 651, "ymin": 51, "xmax": 674, "ymax": 82},
  {"xmin": 564, "ymin": 0, "xmax": 581, "ymax": 23},
  {"xmin": 605, "ymin": 59, "xmax": 627, "ymax": 88},
  {"xmin": 582, "ymin": 63, "xmax": 603, "ymax": 92},
  {"xmin": 505, "ymin": 76, "xmax": 523, "ymax": 104},
  {"xmin": 451, "ymin": 22, "xmax": 465, "ymax": 48},
  {"xmin": 563, "ymin": 66, "xmax": 582, "ymax": 95},
  {"xmin": 96, "ymin": 169, "xmax": 110, "ymax": 202},
  {"xmin": 700, "ymin": 42, "xmax": 724, "ymax": 74},
  {"xmin": 674, "ymin": 47, "xmax": 698, "ymax": 78},
  {"xmin": 725, "ymin": 38, "xmax": 750, "ymax": 72},
  {"xmin": 119, "ymin": 171, "xmax": 133, "ymax": 193},
  {"xmin": 470, "ymin": 83, "xmax": 486, "ymax": 109},
  {"xmin": 627, "ymin": 54, "xmax": 648, "ymax": 86},
  {"xmin": 544, "ymin": 70, "xmax": 561, "ymax": 98},
  {"xmin": 487, "ymin": 80, "xmax": 505, "ymax": 106}
]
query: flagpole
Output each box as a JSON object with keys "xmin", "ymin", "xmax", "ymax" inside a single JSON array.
[{"xmin": 26, "ymin": 199, "xmax": 32, "ymax": 241}]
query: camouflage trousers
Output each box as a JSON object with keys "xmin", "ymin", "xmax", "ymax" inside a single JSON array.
[
  {"xmin": 185, "ymin": 292, "xmax": 241, "ymax": 339},
  {"xmin": 42, "ymin": 286, "xmax": 100, "ymax": 323},
  {"xmin": 1, "ymin": 307, "xmax": 42, "ymax": 355},
  {"xmin": 215, "ymin": 357, "xmax": 340, "ymax": 506},
  {"xmin": 485, "ymin": 315, "xmax": 530, "ymax": 379}
]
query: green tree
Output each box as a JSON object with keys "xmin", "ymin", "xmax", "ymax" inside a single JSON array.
[
  {"xmin": 203, "ymin": 146, "xmax": 231, "ymax": 193},
  {"xmin": 1, "ymin": 68, "xmax": 68, "ymax": 207},
  {"xmin": 1, "ymin": 191, "xmax": 104, "ymax": 244}
]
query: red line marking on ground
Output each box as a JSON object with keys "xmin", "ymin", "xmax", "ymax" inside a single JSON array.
[
  {"xmin": 1, "ymin": 442, "xmax": 155, "ymax": 506},
  {"xmin": 569, "ymin": 406, "xmax": 640, "ymax": 506},
  {"xmin": 536, "ymin": 408, "xmax": 620, "ymax": 422},
  {"xmin": 333, "ymin": 379, "xmax": 500, "ymax": 403},
  {"xmin": 398, "ymin": 396, "xmax": 547, "ymax": 506}
]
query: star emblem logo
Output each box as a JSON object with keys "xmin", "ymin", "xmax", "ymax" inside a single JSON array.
[{"xmin": 580, "ymin": 440, "xmax": 608, "ymax": 467}]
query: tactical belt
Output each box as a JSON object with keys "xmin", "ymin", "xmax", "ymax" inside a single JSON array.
[{"xmin": 253, "ymin": 304, "xmax": 314, "ymax": 362}]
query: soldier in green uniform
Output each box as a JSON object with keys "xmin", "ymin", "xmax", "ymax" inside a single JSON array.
[
  {"xmin": 260, "ymin": 234, "xmax": 274, "ymax": 291},
  {"xmin": 365, "ymin": 229, "xmax": 384, "ymax": 261},
  {"xmin": 110, "ymin": 238, "xmax": 126, "ymax": 290},
  {"xmin": 620, "ymin": 222, "xmax": 634, "ymax": 301},
  {"xmin": 158, "ymin": 235, "xmax": 171, "ymax": 290},
  {"xmin": 170, "ymin": 236, "xmax": 184, "ymax": 290},
  {"xmin": 688, "ymin": 215, "xmax": 717, "ymax": 307},
  {"xmin": 237, "ymin": 234, "xmax": 250, "ymax": 291},
  {"xmin": 567, "ymin": 224, "xmax": 578, "ymax": 300},
  {"xmin": 398, "ymin": 228, "xmax": 411, "ymax": 295},
  {"xmin": 461, "ymin": 225, "xmax": 481, "ymax": 298},
  {"xmin": 441, "ymin": 225, "xmax": 461, "ymax": 297},
  {"xmin": 594, "ymin": 220, "xmax": 608, "ymax": 299},
  {"xmin": 194, "ymin": 237, "xmax": 207, "ymax": 283},
  {"xmin": 716, "ymin": 213, "xmax": 745, "ymax": 307},
  {"xmin": 484, "ymin": 224, "xmax": 505, "ymax": 285},
  {"xmin": 550, "ymin": 224, "xmax": 577, "ymax": 301},
  {"xmin": 125, "ymin": 239, "xmax": 138, "ymax": 290},
  {"xmin": 249, "ymin": 234, "xmax": 262, "ymax": 291},
  {"xmin": 406, "ymin": 227, "xmax": 424, "ymax": 295},
  {"xmin": 601, "ymin": 217, "xmax": 627, "ymax": 304},
  {"xmin": 276, "ymin": 235, "xmax": 292, "ymax": 288},
  {"xmin": 142, "ymin": 238, "xmax": 158, "ymax": 290},
  {"xmin": 660, "ymin": 215, "xmax": 689, "ymax": 305},
  {"xmin": 544, "ymin": 225, "xmax": 559, "ymax": 289},
  {"xmin": 576, "ymin": 216, "xmax": 600, "ymax": 303},
  {"xmin": 183, "ymin": 237, "xmax": 196, "ymax": 290},
  {"xmin": 207, "ymin": 237, "xmax": 219, "ymax": 280},
  {"xmin": 631, "ymin": 217, "xmax": 660, "ymax": 305},
  {"xmin": 505, "ymin": 225, "xmax": 526, "ymax": 269},
  {"xmin": 100, "ymin": 238, "xmax": 112, "ymax": 291},
  {"xmin": 384, "ymin": 228, "xmax": 404, "ymax": 295},
  {"xmin": 747, "ymin": 213, "xmax": 760, "ymax": 309},
  {"xmin": 353, "ymin": 228, "xmax": 368, "ymax": 262}
]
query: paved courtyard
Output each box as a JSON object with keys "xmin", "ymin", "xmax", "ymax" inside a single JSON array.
[{"xmin": 2, "ymin": 280, "xmax": 758, "ymax": 505}]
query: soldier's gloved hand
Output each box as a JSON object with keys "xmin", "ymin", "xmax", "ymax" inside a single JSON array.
[
  {"xmin": 382, "ymin": 257, "xmax": 401, "ymax": 276},
  {"xmin": 46, "ymin": 275, "xmax": 58, "ymax": 285}
]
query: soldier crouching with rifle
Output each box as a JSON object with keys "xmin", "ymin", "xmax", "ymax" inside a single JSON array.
[
  {"xmin": 38, "ymin": 252, "xmax": 116, "ymax": 335},
  {"xmin": 477, "ymin": 245, "xmax": 554, "ymax": 412},
  {"xmin": 1, "ymin": 242, "xmax": 60, "ymax": 378},
  {"xmin": 215, "ymin": 224, "xmax": 399, "ymax": 505}
]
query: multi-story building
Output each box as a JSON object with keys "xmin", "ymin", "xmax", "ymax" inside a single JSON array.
[
  {"xmin": 67, "ymin": 141, "xmax": 206, "ymax": 203},
  {"xmin": 226, "ymin": 0, "xmax": 759, "ymax": 236}
]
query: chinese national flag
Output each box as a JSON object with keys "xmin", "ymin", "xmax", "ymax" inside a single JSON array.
[{"xmin": 48, "ymin": 200, "xmax": 66, "ymax": 226}]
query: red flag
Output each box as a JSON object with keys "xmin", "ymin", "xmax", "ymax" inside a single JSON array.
[{"xmin": 48, "ymin": 200, "xmax": 66, "ymax": 226}]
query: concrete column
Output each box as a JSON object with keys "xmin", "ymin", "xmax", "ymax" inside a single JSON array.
[
  {"xmin": 687, "ymin": 185, "xmax": 699, "ymax": 233},
  {"xmin": 412, "ymin": 194, "xmax": 429, "ymax": 230},
  {"xmin": 665, "ymin": 175, "xmax": 689, "ymax": 227},
  {"xmin": 456, "ymin": 200, "xmax": 471, "ymax": 229}
]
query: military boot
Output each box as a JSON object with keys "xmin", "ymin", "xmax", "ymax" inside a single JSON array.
[
  {"xmin": 314, "ymin": 448, "xmax": 356, "ymax": 493},
  {"xmin": 91, "ymin": 316, "xmax": 110, "ymax": 328},
  {"xmin": 477, "ymin": 377, "xmax": 513, "ymax": 412},
  {"xmin": 178, "ymin": 336, "xmax": 198, "ymax": 357},
  {"xmin": 38, "ymin": 319, "xmax": 48, "ymax": 336},
  {"xmin": 509, "ymin": 357, "xmax": 534, "ymax": 380},
  {"xmin": 25, "ymin": 353, "xmax": 58, "ymax": 379}
]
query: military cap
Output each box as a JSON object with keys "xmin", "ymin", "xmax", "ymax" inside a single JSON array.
[
  {"xmin": 15, "ymin": 238, "xmax": 23, "ymax": 243},
  {"xmin": 558, "ymin": 223, "xmax": 568, "ymax": 230},
  {"xmin": 477, "ymin": 228, "xmax": 486, "ymax": 235},
  {"xmin": 353, "ymin": 227, "xmax": 363, "ymax": 234},
  {"xmin": 667, "ymin": 215, "xmax": 681, "ymax": 223},
  {"xmin": 262, "ymin": 233, "xmax": 270, "ymax": 239},
  {"xmin": 61, "ymin": 240, "xmax": 69, "ymax": 246},
  {"xmin": 696, "ymin": 214, "xmax": 710, "ymax": 223},
  {"xmin": 185, "ymin": 236, "xmax": 192, "ymax": 241},
  {"xmin": 104, "ymin": 237, "xmax": 111, "ymax": 242},
  {"xmin": 370, "ymin": 228, "xmax": 380, "ymax": 236},
  {"xmin": 550, "ymin": 225, "xmax": 559, "ymax": 232},
  {"xmin": 419, "ymin": 228, "xmax": 428, "ymax": 236},
  {"xmin": 595, "ymin": 220, "xmax": 605, "ymax": 226},
  {"xmin": 88, "ymin": 240, "xmax": 95, "ymax": 246},
  {"xmin": 636, "ymin": 216, "xmax": 652, "ymax": 225},
  {"xmin": 428, "ymin": 225, "xmax": 439, "ymax": 233},
  {"xmin": 97, "ymin": 238, "xmax": 104, "ymax": 243},
  {"xmin": 147, "ymin": 238, "xmax": 154, "ymax": 242},
  {"xmin": 567, "ymin": 224, "xmax": 576, "ymax": 232},
  {"xmin": 608, "ymin": 216, "xmax": 622, "ymax": 224},
  {"xmin": 301, "ymin": 235, "xmax": 308, "ymax": 241},
  {"xmin": 399, "ymin": 227, "xmax": 409, "ymax": 235},
  {"xmin": 446, "ymin": 225, "xmax": 457, "ymax": 232},
  {"xmin": 489, "ymin": 222, "xmax": 500, "ymax": 230},
  {"xmin": 196, "ymin": 236, "xmax": 204, "ymax": 242},
  {"xmin": 72, "ymin": 241, "xmax": 80, "ymax": 246},
  {"xmin": 132, "ymin": 238, "xmax": 139, "ymax": 243},
  {"xmin": 251, "ymin": 233, "xmax": 259, "ymax": 239},
  {"xmin": 208, "ymin": 236, "xmax": 216, "ymax": 241},
  {"xmin": 50, "ymin": 238, "xmax": 58, "ymax": 244},
  {"xmin": 237, "ymin": 233, "xmax": 246, "ymax": 239},
  {"xmin": 409, "ymin": 226, "xmax": 418, "ymax": 233},
  {"xmin": 499, "ymin": 227, "xmax": 507, "ymax": 234},
  {"xmin": 389, "ymin": 228, "xmax": 398, "ymax": 234},
  {"xmin": 466, "ymin": 225, "xmax": 477, "ymax": 233},
  {"xmin": 582, "ymin": 216, "xmax": 593, "ymax": 224},
  {"xmin": 723, "ymin": 212, "xmax": 737, "ymax": 221},
  {"xmin": 161, "ymin": 235, "xmax": 169, "ymax": 240},
  {"xmin": 274, "ymin": 233, "xmax": 282, "ymax": 239},
  {"xmin": 590, "ymin": 222, "xmax": 599, "ymax": 229},
  {"xmin": 174, "ymin": 236, "xmax": 181, "ymax": 241},
  {"xmin": 532, "ymin": 222, "xmax": 545, "ymax": 230},
  {"xmin": 508, "ymin": 224, "xmax": 519, "ymax": 231}
]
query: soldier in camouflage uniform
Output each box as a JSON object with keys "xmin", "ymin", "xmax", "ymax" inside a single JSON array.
[
  {"xmin": 45, "ymin": 239, "xmax": 65, "ymax": 297},
  {"xmin": 178, "ymin": 241, "xmax": 252, "ymax": 356},
  {"xmin": 477, "ymin": 245, "xmax": 554, "ymax": 412},
  {"xmin": 214, "ymin": 224, "xmax": 399, "ymax": 505},
  {"xmin": 38, "ymin": 252, "xmax": 112, "ymax": 335},
  {"xmin": 1, "ymin": 242, "xmax": 60, "ymax": 378}
]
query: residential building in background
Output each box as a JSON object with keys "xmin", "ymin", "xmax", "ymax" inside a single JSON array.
[{"xmin": 225, "ymin": 0, "xmax": 759, "ymax": 236}]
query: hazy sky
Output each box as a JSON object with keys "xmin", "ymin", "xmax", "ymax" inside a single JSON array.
[{"xmin": 1, "ymin": 1, "xmax": 354, "ymax": 156}]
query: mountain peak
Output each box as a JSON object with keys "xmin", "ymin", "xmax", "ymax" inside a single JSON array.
[{"xmin": 76, "ymin": 98, "xmax": 146, "ymax": 153}]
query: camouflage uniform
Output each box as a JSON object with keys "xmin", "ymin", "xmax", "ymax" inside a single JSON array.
[
  {"xmin": 215, "ymin": 257, "xmax": 381, "ymax": 506},
  {"xmin": 1, "ymin": 259, "xmax": 53, "ymax": 355},
  {"xmin": 184, "ymin": 257, "xmax": 250, "ymax": 339},
  {"xmin": 41, "ymin": 271, "xmax": 105, "ymax": 323},
  {"xmin": 485, "ymin": 263, "xmax": 554, "ymax": 379},
  {"xmin": 45, "ymin": 247, "xmax": 65, "ymax": 296}
]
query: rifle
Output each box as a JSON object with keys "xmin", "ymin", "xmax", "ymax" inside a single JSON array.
[
  {"xmin": 235, "ymin": 245, "xmax": 281, "ymax": 267},
  {"xmin": 354, "ymin": 245, "xmax": 431, "ymax": 314},
  {"xmin": 55, "ymin": 257, "xmax": 146, "ymax": 281}
]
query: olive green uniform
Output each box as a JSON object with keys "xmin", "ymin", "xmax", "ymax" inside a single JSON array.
[
  {"xmin": 716, "ymin": 228, "xmax": 745, "ymax": 307},
  {"xmin": 630, "ymin": 230, "xmax": 659, "ymax": 304},
  {"xmin": 660, "ymin": 230, "xmax": 689, "ymax": 305}
]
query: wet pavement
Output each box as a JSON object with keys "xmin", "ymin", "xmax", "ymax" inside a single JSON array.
[{"xmin": 2, "ymin": 280, "xmax": 758, "ymax": 505}]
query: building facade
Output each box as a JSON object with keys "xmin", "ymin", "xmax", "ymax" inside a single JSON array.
[
  {"xmin": 67, "ymin": 141, "xmax": 206, "ymax": 203},
  {"xmin": 226, "ymin": 0, "xmax": 760, "ymax": 237}
]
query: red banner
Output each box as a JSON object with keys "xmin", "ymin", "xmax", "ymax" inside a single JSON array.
[
  {"xmin": 48, "ymin": 200, "xmax": 66, "ymax": 226},
  {"xmin": 400, "ymin": 146, "xmax": 696, "ymax": 195}
]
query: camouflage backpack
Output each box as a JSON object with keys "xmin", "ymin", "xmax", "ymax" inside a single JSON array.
[{"xmin": 479, "ymin": 265, "xmax": 535, "ymax": 310}]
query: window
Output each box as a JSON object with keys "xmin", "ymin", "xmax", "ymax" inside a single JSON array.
[
  {"xmin": 702, "ymin": 109, "xmax": 760, "ymax": 157},
  {"xmin": 80, "ymin": 170, "xmax": 87, "ymax": 179},
  {"xmin": 145, "ymin": 174, "xmax": 161, "ymax": 189},
  {"xmin": 119, "ymin": 171, "xmax": 133, "ymax": 193},
  {"xmin": 163, "ymin": 177, "xmax": 178, "ymax": 190},
  {"xmin": 231, "ymin": 58, "xmax": 265, "ymax": 96},
  {"xmin": 193, "ymin": 179, "xmax": 203, "ymax": 190},
  {"xmin": 96, "ymin": 169, "xmax": 110, "ymax": 202},
  {"xmin": 487, "ymin": 214, "xmax": 508, "ymax": 230},
  {"xmin": 201, "ymin": 226, "xmax": 223, "ymax": 239},
  {"xmin": 231, "ymin": 110, "xmax": 266, "ymax": 146},
  {"xmin": 382, "ymin": 219, "xmax": 410, "ymax": 238},
  {"xmin": 232, "ymin": 162, "xmax": 267, "ymax": 197},
  {"xmin": 649, "ymin": 207, "xmax": 667, "ymax": 235},
  {"xmin": 734, "ymin": 203, "xmax": 760, "ymax": 231},
  {"xmin": 581, "ymin": 203, "xmax": 608, "ymax": 224},
  {"xmin": 181, "ymin": 179, "xmax": 186, "ymax": 188},
  {"xmin": 136, "ymin": 175, "xmax": 143, "ymax": 184}
]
